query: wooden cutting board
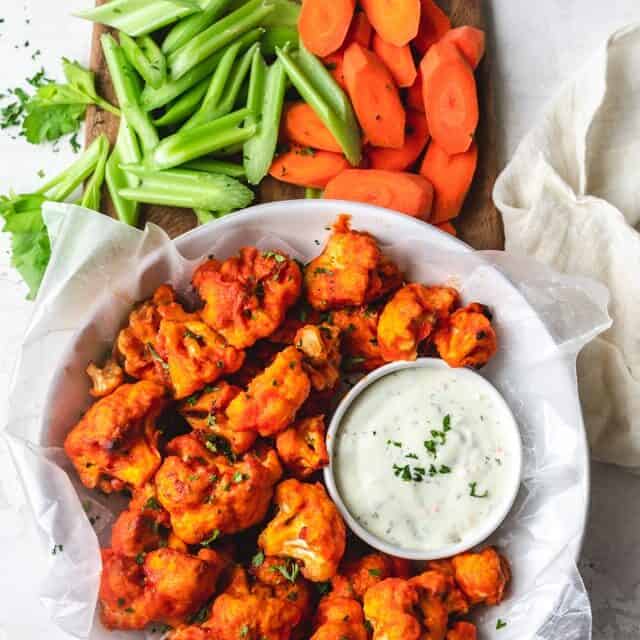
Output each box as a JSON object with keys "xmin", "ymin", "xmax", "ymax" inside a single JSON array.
[{"xmin": 85, "ymin": 0, "xmax": 503, "ymax": 250}]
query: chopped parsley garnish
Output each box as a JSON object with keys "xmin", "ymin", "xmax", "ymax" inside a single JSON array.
[
  {"xmin": 272, "ymin": 559, "xmax": 300, "ymax": 583},
  {"xmin": 146, "ymin": 343, "xmax": 168, "ymax": 370},
  {"xmin": 314, "ymin": 267, "xmax": 332, "ymax": 274},
  {"xmin": 439, "ymin": 465, "xmax": 451, "ymax": 474},
  {"xmin": 368, "ymin": 568, "xmax": 382, "ymax": 577},
  {"xmin": 184, "ymin": 329, "xmax": 204, "ymax": 343},
  {"xmin": 135, "ymin": 552, "xmax": 145, "ymax": 565},
  {"xmin": 239, "ymin": 624, "xmax": 250, "ymax": 638},
  {"xmin": 144, "ymin": 497, "xmax": 162, "ymax": 511},
  {"xmin": 405, "ymin": 453, "xmax": 419, "ymax": 459},
  {"xmin": 51, "ymin": 543, "xmax": 64, "ymax": 555},
  {"xmin": 233, "ymin": 471, "xmax": 249, "ymax": 484},
  {"xmin": 393, "ymin": 463, "xmax": 426, "ymax": 483},
  {"xmin": 387, "ymin": 440, "xmax": 402, "ymax": 448},
  {"xmin": 188, "ymin": 602, "xmax": 211, "ymax": 625},
  {"xmin": 201, "ymin": 529, "xmax": 220, "ymax": 547},
  {"xmin": 496, "ymin": 619, "xmax": 507, "ymax": 630},
  {"xmin": 469, "ymin": 482, "xmax": 489, "ymax": 498},
  {"xmin": 443, "ymin": 414, "xmax": 451, "ymax": 431},
  {"xmin": 423, "ymin": 440, "xmax": 437, "ymax": 457},
  {"xmin": 262, "ymin": 251, "xmax": 286, "ymax": 263},
  {"xmin": 251, "ymin": 551, "xmax": 265, "ymax": 567},
  {"xmin": 205, "ymin": 435, "xmax": 236, "ymax": 461}
]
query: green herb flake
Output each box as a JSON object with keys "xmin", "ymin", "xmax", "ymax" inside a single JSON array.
[
  {"xmin": 251, "ymin": 551, "xmax": 265, "ymax": 567},
  {"xmin": 496, "ymin": 619, "xmax": 507, "ymax": 630},
  {"xmin": 469, "ymin": 482, "xmax": 489, "ymax": 499},
  {"xmin": 201, "ymin": 529, "xmax": 221, "ymax": 547},
  {"xmin": 368, "ymin": 568, "xmax": 382, "ymax": 577},
  {"xmin": 144, "ymin": 497, "xmax": 162, "ymax": 511}
]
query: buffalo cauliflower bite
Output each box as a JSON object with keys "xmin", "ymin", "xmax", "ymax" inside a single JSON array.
[
  {"xmin": 294, "ymin": 324, "xmax": 342, "ymax": 391},
  {"xmin": 179, "ymin": 382, "xmax": 256, "ymax": 455},
  {"xmin": 447, "ymin": 622, "xmax": 477, "ymax": 640},
  {"xmin": 331, "ymin": 306, "xmax": 384, "ymax": 372},
  {"xmin": 363, "ymin": 578, "xmax": 422, "ymax": 640},
  {"xmin": 409, "ymin": 571, "xmax": 454, "ymax": 640},
  {"xmin": 156, "ymin": 316, "xmax": 245, "ymax": 399},
  {"xmin": 311, "ymin": 596, "xmax": 368, "ymax": 640},
  {"xmin": 275, "ymin": 415, "xmax": 329, "ymax": 479},
  {"xmin": 422, "ymin": 560, "xmax": 470, "ymax": 615},
  {"xmin": 64, "ymin": 380, "xmax": 166, "ymax": 492},
  {"xmin": 377, "ymin": 284, "xmax": 460, "ymax": 361},
  {"xmin": 116, "ymin": 285, "xmax": 177, "ymax": 385},
  {"xmin": 192, "ymin": 248, "xmax": 302, "ymax": 350},
  {"xmin": 333, "ymin": 553, "xmax": 412, "ymax": 601},
  {"xmin": 226, "ymin": 346, "xmax": 311, "ymax": 437},
  {"xmin": 450, "ymin": 547, "xmax": 510, "ymax": 606},
  {"xmin": 86, "ymin": 357, "xmax": 124, "ymax": 398},
  {"xmin": 433, "ymin": 303, "xmax": 498, "ymax": 369},
  {"xmin": 259, "ymin": 479, "xmax": 346, "ymax": 582},
  {"xmin": 99, "ymin": 547, "xmax": 223, "ymax": 630},
  {"xmin": 305, "ymin": 215, "xmax": 402, "ymax": 311},
  {"xmin": 155, "ymin": 434, "xmax": 282, "ymax": 544},
  {"xmin": 111, "ymin": 483, "xmax": 170, "ymax": 557}
]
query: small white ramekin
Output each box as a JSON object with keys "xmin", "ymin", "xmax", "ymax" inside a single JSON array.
[{"xmin": 323, "ymin": 358, "xmax": 523, "ymax": 560}]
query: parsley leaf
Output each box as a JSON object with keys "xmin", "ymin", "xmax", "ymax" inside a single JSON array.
[
  {"xmin": 496, "ymin": 619, "xmax": 507, "ymax": 630},
  {"xmin": 469, "ymin": 482, "xmax": 489, "ymax": 498},
  {"xmin": 272, "ymin": 559, "xmax": 300, "ymax": 583},
  {"xmin": 251, "ymin": 551, "xmax": 265, "ymax": 567}
]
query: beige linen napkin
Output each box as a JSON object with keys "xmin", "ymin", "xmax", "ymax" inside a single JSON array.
[{"xmin": 494, "ymin": 24, "xmax": 640, "ymax": 469}]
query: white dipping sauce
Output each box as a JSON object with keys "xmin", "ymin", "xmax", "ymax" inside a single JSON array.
[{"xmin": 333, "ymin": 366, "xmax": 519, "ymax": 552}]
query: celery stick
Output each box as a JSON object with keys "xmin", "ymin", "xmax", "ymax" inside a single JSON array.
[
  {"xmin": 151, "ymin": 108, "xmax": 254, "ymax": 169},
  {"xmin": 305, "ymin": 187, "xmax": 323, "ymax": 199},
  {"xmin": 118, "ymin": 166, "xmax": 255, "ymax": 210},
  {"xmin": 182, "ymin": 39, "xmax": 245, "ymax": 131},
  {"xmin": 243, "ymin": 57, "xmax": 286, "ymax": 185},
  {"xmin": 213, "ymin": 142, "xmax": 245, "ymax": 157},
  {"xmin": 153, "ymin": 78, "xmax": 210, "ymax": 127},
  {"xmin": 106, "ymin": 117, "xmax": 142, "ymax": 226},
  {"xmin": 194, "ymin": 209, "xmax": 217, "ymax": 224},
  {"xmin": 74, "ymin": 0, "xmax": 199, "ymax": 37},
  {"xmin": 184, "ymin": 158, "xmax": 246, "ymax": 178},
  {"xmin": 140, "ymin": 28, "xmax": 263, "ymax": 111},
  {"xmin": 38, "ymin": 135, "xmax": 109, "ymax": 202},
  {"xmin": 80, "ymin": 135, "xmax": 110, "ymax": 211},
  {"xmin": 261, "ymin": 27, "xmax": 298, "ymax": 56},
  {"xmin": 229, "ymin": 0, "xmax": 299, "ymax": 26},
  {"xmin": 120, "ymin": 34, "xmax": 167, "ymax": 90},
  {"xmin": 210, "ymin": 43, "xmax": 258, "ymax": 119},
  {"xmin": 163, "ymin": 0, "xmax": 236, "ymax": 55},
  {"xmin": 276, "ymin": 46, "xmax": 362, "ymax": 166},
  {"xmin": 101, "ymin": 34, "xmax": 160, "ymax": 154},
  {"xmin": 168, "ymin": 0, "xmax": 274, "ymax": 81}
]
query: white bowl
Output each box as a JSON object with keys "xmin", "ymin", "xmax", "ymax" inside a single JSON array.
[{"xmin": 324, "ymin": 358, "xmax": 524, "ymax": 561}]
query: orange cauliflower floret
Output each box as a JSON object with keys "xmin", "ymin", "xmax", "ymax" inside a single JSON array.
[
  {"xmin": 295, "ymin": 323, "xmax": 342, "ymax": 391},
  {"xmin": 275, "ymin": 415, "xmax": 329, "ymax": 479},
  {"xmin": 192, "ymin": 248, "xmax": 302, "ymax": 349},
  {"xmin": 99, "ymin": 547, "xmax": 224, "ymax": 630},
  {"xmin": 178, "ymin": 381, "xmax": 256, "ymax": 455},
  {"xmin": 156, "ymin": 316, "xmax": 245, "ymax": 399},
  {"xmin": 377, "ymin": 284, "xmax": 460, "ymax": 361},
  {"xmin": 311, "ymin": 595, "xmax": 368, "ymax": 640},
  {"xmin": 259, "ymin": 479, "xmax": 346, "ymax": 582},
  {"xmin": 305, "ymin": 215, "xmax": 402, "ymax": 311},
  {"xmin": 155, "ymin": 434, "xmax": 282, "ymax": 544},
  {"xmin": 331, "ymin": 306, "xmax": 385, "ymax": 372},
  {"xmin": 86, "ymin": 357, "xmax": 124, "ymax": 398},
  {"xmin": 450, "ymin": 547, "xmax": 510, "ymax": 606},
  {"xmin": 64, "ymin": 380, "xmax": 166, "ymax": 493},
  {"xmin": 226, "ymin": 346, "xmax": 311, "ymax": 437},
  {"xmin": 363, "ymin": 578, "xmax": 422, "ymax": 640},
  {"xmin": 447, "ymin": 621, "xmax": 477, "ymax": 640},
  {"xmin": 433, "ymin": 303, "xmax": 498, "ymax": 369}
]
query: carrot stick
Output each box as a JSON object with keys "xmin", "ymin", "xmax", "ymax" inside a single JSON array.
[
  {"xmin": 324, "ymin": 168, "xmax": 434, "ymax": 219},
  {"xmin": 283, "ymin": 101, "xmax": 342, "ymax": 153},
  {"xmin": 343, "ymin": 43, "xmax": 406, "ymax": 149},
  {"xmin": 406, "ymin": 72, "xmax": 424, "ymax": 112},
  {"xmin": 368, "ymin": 109, "xmax": 429, "ymax": 171},
  {"xmin": 269, "ymin": 144, "xmax": 350, "ymax": 188},
  {"xmin": 441, "ymin": 26, "xmax": 486, "ymax": 69},
  {"xmin": 420, "ymin": 41, "xmax": 478, "ymax": 154},
  {"xmin": 345, "ymin": 11, "xmax": 373, "ymax": 48},
  {"xmin": 413, "ymin": 0, "xmax": 451, "ymax": 55},
  {"xmin": 299, "ymin": 0, "xmax": 356, "ymax": 57},
  {"xmin": 372, "ymin": 34, "xmax": 417, "ymax": 88},
  {"xmin": 420, "ymin": 140, "xmax": 478, "ymax": 222},
  {"xmin": 324, "ymin": 51, "xmax": 347, "ymax": 90},
  {"xmin": 360, "ymin": 0, "xmax": 421, "ymax": 47},
  {"xmin": 437, "ymin": 221, "xmax": 457, "ymax": 236}
]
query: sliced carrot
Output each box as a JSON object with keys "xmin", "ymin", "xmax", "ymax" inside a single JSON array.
[
  {"xmin": 299, "ymin": 0, "xmax": 356, "ymax": 57},
  {"xmin": 360, "ymin": 0, "xmax": 421, "ymax": 47},
  {"xmin": 420, "ymin": 140, "xmax": 478, "ymax": 222},
  {"xmin": 345, "ymin": 11, "xmax": 373, "ymax": 48},
  {"xmin": 324, "ymin": 168, "xmax": 434, "ymax": 219},
  {"xmin": 368, "ymin": 109, "xmax": 429, "ymax": 171},
  {"xmin": 343, "ymin": 43, "xmax": 406, "ymax": 149},
  {"xmin": 283, "ymin": 102, "xmax": 342, "ymax": 153},
  {"xmin": 437, "ymin": 221, "xmax": 457, "ymax": 236},
  {"xmin": 441, "ymin": 26, "xmax": 486, "ymax": 69},
  {"xmin": 372, "ymin": 34, "xmax": 417, "ymax": 88},
  {"xmin": 413, "ymin": 0, "xmax": 451, "ymax": 55},
  {"xmin": 421, "ymin": 41, "xmax": 478, "ymax": 154},
  {"xmin": 324, "ymin": 52, "xmax": 347, "ymax": 90},
  {"xmin": 406, "ymin": 72, "xmax": 424, "ymax": 112},
  {"xmin": 270, "ymin": 145, "xmax": 350, "ymax": 189}
]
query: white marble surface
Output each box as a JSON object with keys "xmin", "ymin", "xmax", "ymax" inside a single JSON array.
[{"xmin": 0, "ymin": 1, "xmax": 639, "ymax": 638}]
